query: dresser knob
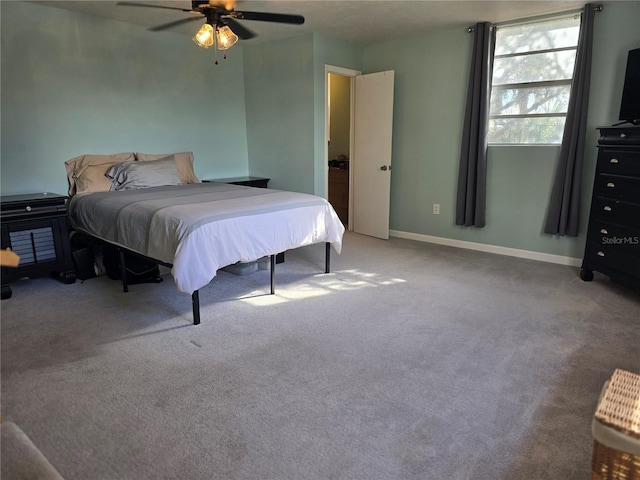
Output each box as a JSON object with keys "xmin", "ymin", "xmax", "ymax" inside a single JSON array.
[
  {"xmin": 597, "ymin": 251, "xmax": 605, "ymax": 257},
  {"xmin": 620, "ymin": 133, "xmax": 627, "ymax": 139},
  {"xmin": 604, "ymin": 206, "xmax": 612, "ymax": 212},
  {"xmin": 610, "ymin": 158, "xmax": 619, "ymax": 164},
  {"xmin": 606, "ymin": 182, "xmax": 615, "ymax": 188},
  {"xmin": 600, "ymin": 228, "xmax": 608, "ymax": 234},
  {"xmin": 25, "ymin": 206, "xmax": 32, "ymax": 212}
]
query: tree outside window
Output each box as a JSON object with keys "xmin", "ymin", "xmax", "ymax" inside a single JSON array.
[{"xmin": 488, "ymin": 16, "xmax": 581, "ymax": 144}]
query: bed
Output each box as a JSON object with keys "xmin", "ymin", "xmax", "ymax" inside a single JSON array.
[{"xmin": 65, "ymin": 152, "xmax": 345, "ymax": 324}]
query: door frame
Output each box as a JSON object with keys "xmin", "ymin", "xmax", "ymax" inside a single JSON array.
[{"xmin": 325, "ymin": 64, "xmax": 360, "ymax": 231}]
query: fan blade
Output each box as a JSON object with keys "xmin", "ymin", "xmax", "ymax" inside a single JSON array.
[
  {"xmin": 150, "ymin": 15, "xmax": 204, "ymax": 31},
  {"xmin": 117, "ymin": 2, "xmax": 193, "ymax": 13},
  {"xmin": 234, "ymin": 11, "xmax": 305, "ymax": 25},
  {"xmin": 223, "ymin": 17, "xmax": 256, "ymax": 40}
]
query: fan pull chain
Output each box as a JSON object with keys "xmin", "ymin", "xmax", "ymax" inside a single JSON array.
[
  {"xmin": 211, "ymin": 26, "xmax": 227, "ymax": 65},
  {"xmin": 214, "ymin": 28, "xmax": 219, "ymax": 65}
]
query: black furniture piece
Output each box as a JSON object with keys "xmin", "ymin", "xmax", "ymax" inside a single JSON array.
[
  {"xmin": 580, "ymin": 125, "xmax": 640, "ymax": 288},
  {"xmin": 1, "ymin": 193, "xmax": 76, "ymax": 299},
  {"xmin": 203, "ymin": 176, "xmax": 270, "ymax": 188}
]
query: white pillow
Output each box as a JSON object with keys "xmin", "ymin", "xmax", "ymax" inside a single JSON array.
[{"xmin": 107, "ymin": 155, "xmax": 181, "ymax": 191}]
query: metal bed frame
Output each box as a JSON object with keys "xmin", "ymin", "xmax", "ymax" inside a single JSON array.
[{"xmin": 116, "ymin": 242, "xmax": 332, "ymax": 325}]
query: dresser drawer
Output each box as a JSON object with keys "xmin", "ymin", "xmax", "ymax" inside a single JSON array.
[
  {"xmin": 588, "ymin": 219, "xmax": 640, "ymax": 252},
  {"xmin": 595, "ymin": 174, "xmax": 640, "ymax": 203},
  {"xmin": 598, "ymin": 126, "xmax": 640, "ymax": 145},
  {"xmin": 596, "ymin": 148, "xmax": 640, "ymax": 176},
  {"xmin": 587, "ymin": 241, "xmax": 640, "ymax": 278},
  {"xmin": 592, "ymin": 196, "xmax": 640, "ymax": 228}
]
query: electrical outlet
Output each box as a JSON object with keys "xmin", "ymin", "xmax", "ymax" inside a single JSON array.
[{"xmin": 433, "ymin": 203, "xmax": 440, "ymax": 215}]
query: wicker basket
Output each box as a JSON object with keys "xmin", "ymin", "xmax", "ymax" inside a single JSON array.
[{"xmin": 591, "ymin": 369, "xmax": 640, "ymax": 480}]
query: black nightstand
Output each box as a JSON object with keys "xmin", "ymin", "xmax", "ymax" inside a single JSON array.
[
  {"xmin": 1, "ymin": 193, "xmax": 76, "ymax": 299},
  {"xmin": 203, "ymin": 176, "xmax": 270, "ymax": 188}
]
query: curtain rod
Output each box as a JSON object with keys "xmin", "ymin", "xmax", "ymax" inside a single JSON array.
[{"xmin": 467, "ymin": 4, "xmax": 602, "ymax": 32}]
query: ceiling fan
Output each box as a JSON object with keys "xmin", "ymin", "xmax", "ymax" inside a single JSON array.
[{"xmin": 118, "ymin": 1, "xmax": 305, "ymax": 52}]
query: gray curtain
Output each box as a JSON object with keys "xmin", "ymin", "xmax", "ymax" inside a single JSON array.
[
  {"xmin": 456, "ymin": 22, "xmax": 494, "ymax": 227},
  {"xmin": 543, "ymin": 4, "xmax": 596, "ymax": 236}
]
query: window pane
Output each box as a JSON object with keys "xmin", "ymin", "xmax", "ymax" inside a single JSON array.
[
  {"xmin": 493, "ymin": 50, "xmax": 577, "ymax": 85},
  {"xmin": 488, "ymin": 117, "xmax": 566, "ymax": 144},
  {"xmin": 494, "ymin": 17, "xmax": 580, "ymax": 55},
  {"xmin": 489, "ymin": 14, "xmax": 581, "ymax": 145},
  {"xmin": 491, "ymin": 85, "xmax": 571, "ymax": 116}
]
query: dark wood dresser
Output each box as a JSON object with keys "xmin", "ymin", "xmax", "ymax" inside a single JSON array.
[
  {"xmin": 580, "ymin": 125, "xmax": 640, "ymax": 288},
  {"xmin": 1, "ymin": 193, "xmax": 76, "ymax": 299}
]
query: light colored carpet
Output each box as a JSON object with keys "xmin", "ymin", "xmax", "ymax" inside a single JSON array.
[{"xmin": 1, "ymin": 231, "xmax": 639, "ymax": 479}]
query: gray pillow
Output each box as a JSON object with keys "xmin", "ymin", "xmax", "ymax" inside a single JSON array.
[{"xmin": 107, "ymin": 155, "xmax": 181, "ymax": 191}]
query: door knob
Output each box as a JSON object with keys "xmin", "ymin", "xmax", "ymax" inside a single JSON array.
[{"xmin": 380, "ymin": 165, "xmax": 388, "ymax": 171}]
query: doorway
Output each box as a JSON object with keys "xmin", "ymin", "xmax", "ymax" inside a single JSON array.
[
  {"xmin": 327, "ymin": 72, "xmax": 351, "ymax": 227},
  {"xmin": 325, "ymin": 65, "xmax": 359, "ymax": 230},
  {"xmin": 325, "ymin": 66, "xmax": 395, "ymax": 239}
]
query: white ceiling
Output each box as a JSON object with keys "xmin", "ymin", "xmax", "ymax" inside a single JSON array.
[{"xmin": 37, "ymin": 0, "xmax": 592, "ymax": 45}]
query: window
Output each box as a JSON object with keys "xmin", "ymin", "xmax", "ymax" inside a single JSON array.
[{"xmin": 488, "ymin": 15, "xmax": 581, "ymax": 144}]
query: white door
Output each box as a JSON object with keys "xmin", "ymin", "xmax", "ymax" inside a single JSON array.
[{"xmin": 352, "ymin": 70, "xmax": 395, "ymax": 239}]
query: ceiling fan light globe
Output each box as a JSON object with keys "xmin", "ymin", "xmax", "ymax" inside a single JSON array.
[
  {"xmin": 193, "ymin": 23, "xmax": 214, "ymax": 48},
  {"xmin": 216, "ymin": 25, "xmax": 238, "ymax": 50}
]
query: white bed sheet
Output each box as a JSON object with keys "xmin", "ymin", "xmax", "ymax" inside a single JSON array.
[{"xmin": 68, "ymin": 183, "xmax": 345, "ymax": 294}]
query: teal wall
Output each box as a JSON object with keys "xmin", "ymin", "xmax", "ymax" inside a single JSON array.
[
  {"xmin": 360, "ymin": 2, "xmax": 640, "ymax": 258},
  {"xmin": 1, "ymin": 1, "xmax": 249, "ymax": 196},
  {"xmin": 312, "ymin": 35, "xmax": 362, "ymax": 195},
  {"xmin": 243, "ymin": 34, "xmax": 315, "ymax": 193},
  {"xmin": 242, "ymin": 33, "xmax": 361, "ymax": 195},
  {"xmin": 361, "ymin": 27, "xmax": 470, "ymax": 241},
  {"xmin": 2, "ymin": 1, "xmax": 639, "ymax": 260}
]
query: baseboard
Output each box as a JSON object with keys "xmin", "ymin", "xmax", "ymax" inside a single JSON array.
[{"xmin": 389, "ymin": 230, "xmax": 583, "ymax": 267}]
